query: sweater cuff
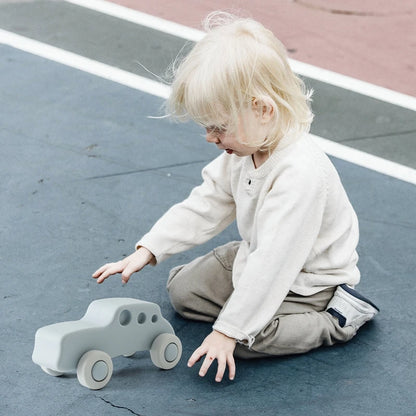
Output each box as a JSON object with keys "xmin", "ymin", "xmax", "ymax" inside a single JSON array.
[{"xmin": 212, "ymin": 321, "xmax": 255, "ymax": 348}]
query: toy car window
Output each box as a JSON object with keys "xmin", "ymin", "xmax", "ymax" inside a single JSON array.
[
  {"xmin": 137, "ymin": 313, "xmax": 146, "ymax": 324},
  {"xmin": 119, "ymin": 310, "xmax": 131, "ymax": 326}
]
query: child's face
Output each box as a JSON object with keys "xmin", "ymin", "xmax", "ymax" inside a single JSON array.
[
  {"xmin": 205, "ymin": 124, "xmax": 256, "ymax": 157},
  {"xmin": 205, "ymin": 105, "xmax": 271, "ymax": 157}
]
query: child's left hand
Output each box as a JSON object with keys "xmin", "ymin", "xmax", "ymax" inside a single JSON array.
[{"xmin": 187, "ymin": 330, "xmax": 236, "ymax": 382}]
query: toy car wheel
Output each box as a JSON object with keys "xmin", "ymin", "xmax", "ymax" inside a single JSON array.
[
  {"xmin": 150, "ymin": 333, "xmax": 182, "ymax": 370},
  {"xmin": 77, "ymin": 350, "xmax": 113, "ymax": 390},
  {"xmin": 41, "ymin": 366, "xmax": 63, "ymax": 377}
]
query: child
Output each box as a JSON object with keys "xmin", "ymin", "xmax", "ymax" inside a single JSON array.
[{"xmin": 93, "ymin": 12, "xmax": 379, "ymax": 383}]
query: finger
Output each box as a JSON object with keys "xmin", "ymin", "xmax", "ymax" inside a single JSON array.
[
  {"xmin": 121, "ymin": 262, "xmax": 141, "ymax": 284},
  {"xmin": 95, "ymin": 264, "xmax": 123, "ymax": 283},
  {"xmin": 227, "ymin": 355, "xmax": 236, "ymax": 381},
  {"xmin": 187, "ymin": 347, "xmax": 206, "ymax": 368},
  {"xmin": 96, "ymin": 272, "xmax": 112, "ymax": 284},
  {"xmin": 198, "ymin": 354, "xmax": 215, "ymax": 377},
  {"xmin": 215, "ymin": 356, "xmax": 226, "ymax": 382},
  {"xmin": 92, "ymin": 264, "xmax": 110, "ymax": 278},
  {"xmin": 121, "ymin": 272, "xmax": 130, "ymax": 284},
  {"xmin": 92, "ymin": 263, "xmax": 119, "ymax": 277}
]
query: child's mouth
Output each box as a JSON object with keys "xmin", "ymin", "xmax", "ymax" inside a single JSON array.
[{"xmin": 225, "ymin": 149, "xmax": 233, "ymax": 154}]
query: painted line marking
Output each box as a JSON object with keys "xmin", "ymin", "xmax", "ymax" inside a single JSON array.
[
  {"xmin": 66, "ymin": 0, "xmax": 204, "ymax": 42},
  {"xmin": 310, "ymin": 135, "xmax": 416, "ymax": 185},
  {"xmin": 0, "ymin": 29, "xmax": 170, "ymax": 98},
  {"xmin": 290, "ymin": 60, "xmax": 416, "ymax": 111},
  {"xmin": 1, "ymin": 29, "xmax": 415, "ymax": 185},
  {"xmin": 67, "ymin": 0, "xmax": 416, "ymax": 111}
]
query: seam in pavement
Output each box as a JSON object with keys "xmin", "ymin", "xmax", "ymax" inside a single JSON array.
[{"xmin": 85, "ymin": 159, "xmax": 210, "ymax": 180}]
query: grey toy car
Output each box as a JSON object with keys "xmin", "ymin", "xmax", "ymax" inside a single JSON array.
[{"xmin": 32, "ymin": 298, "xmax": 182, "ymax": 389}]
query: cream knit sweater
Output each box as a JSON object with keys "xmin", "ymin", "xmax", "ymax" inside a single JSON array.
[{"xmin": 137, "ymin": 134, "xmax": 360, "ymax": 346}]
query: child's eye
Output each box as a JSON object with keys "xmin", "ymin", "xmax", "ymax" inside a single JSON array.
[{"xmin": 206, "ymin": 125, "xmax": 227, "ymax": 135}]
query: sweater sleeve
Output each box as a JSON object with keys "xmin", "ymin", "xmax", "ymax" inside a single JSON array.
[
  {"xmin": 213, "ymin": 159, "xmax": 327, "ymax": 347},
  {"xmin": 136, "ymin": 154, "xmax": 236, "ymax": 263}
]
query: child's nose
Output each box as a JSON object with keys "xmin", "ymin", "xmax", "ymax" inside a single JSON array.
[{"xmin": 206, "ymin": 131, "xmax": 220, "ymax": 144}]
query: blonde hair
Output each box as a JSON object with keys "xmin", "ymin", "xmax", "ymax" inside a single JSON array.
[{"xmin": 166, "ymin": 12, "xmax": 313, "ymax": 149}]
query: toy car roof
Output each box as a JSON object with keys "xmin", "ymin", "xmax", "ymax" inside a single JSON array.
[{"xmin": 82, "ymin": 298, "xmax": 162, "ymax": 326}]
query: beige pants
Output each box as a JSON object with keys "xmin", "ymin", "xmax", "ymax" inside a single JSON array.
[{"xmin": 167, "ymin": 241, "xmax": 356, "ymax": 359}]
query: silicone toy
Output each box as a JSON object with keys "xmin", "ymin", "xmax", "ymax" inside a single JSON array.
[{"xmin": 32, "ymin": 298, "xmax": 182, "ymax": 389}]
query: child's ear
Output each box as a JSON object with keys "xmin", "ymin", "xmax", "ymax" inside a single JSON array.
[{"xmin": 252, "ymin": 97, "xmax": 275, "ymax": 123}]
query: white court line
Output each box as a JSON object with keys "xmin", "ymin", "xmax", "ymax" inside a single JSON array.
[
  {"xmin": 1, "ymin": 29, "xmax": 415, "ymax": 185},
  {"xmin": 0, "ymin": 29, "xmax": 170, "ymax": 98},
  {"xmin": 67, "ymin": 0, "xmax": 204, "ymax": 42},
  {"xmin": 310, "ymin": 135, "xmax": 416, "ymax": 185},
  {"xmin": 67, "ymin": 0, "xmax": 416, "ymax": 112}
]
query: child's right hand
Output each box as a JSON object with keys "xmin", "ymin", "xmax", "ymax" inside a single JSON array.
[{"xmin": 92, "ymin": 247, "xmax": 155, "ymax": 284}]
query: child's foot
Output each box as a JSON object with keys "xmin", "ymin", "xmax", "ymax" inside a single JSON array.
[{"xmin": 326, "ymin": 284, "xmax": 379, "ymax": 329}]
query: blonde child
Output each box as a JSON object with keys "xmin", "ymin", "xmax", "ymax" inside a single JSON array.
[{"xmin": 93, "ymin": 12, "xmax": 379, "ymax": 383}]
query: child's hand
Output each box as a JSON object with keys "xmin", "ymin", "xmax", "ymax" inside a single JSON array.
[
  {"xmin": 187, "ymin": 330, "xmax": 236, "ymax": 382},
  {"xmin": 92, "ymin": 247, "xmax": 154, "ymax": 284}
]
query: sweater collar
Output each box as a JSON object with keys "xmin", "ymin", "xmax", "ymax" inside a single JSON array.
[{"xmin": 244, "ymin": 133, "xmax": 305, "ymax": 178}]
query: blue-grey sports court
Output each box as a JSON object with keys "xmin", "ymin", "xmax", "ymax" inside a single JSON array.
[{"xmin": 1, "ymin": 1, "xmax": 415, "ymax": 415}]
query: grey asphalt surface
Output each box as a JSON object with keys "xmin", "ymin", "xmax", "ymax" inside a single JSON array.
[
  {"xmin": 1, "ymin": 0, "xmax": 415, "ymax": 168},
  {"xmin": 1, "ymin": 1, "xmax": 415, "ymax": 415}
]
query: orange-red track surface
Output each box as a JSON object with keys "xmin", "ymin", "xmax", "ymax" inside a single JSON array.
[{"xmin": 112, "ymin": 0, "xmax": 416, "ymax": 96}]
